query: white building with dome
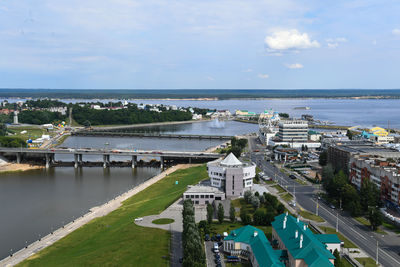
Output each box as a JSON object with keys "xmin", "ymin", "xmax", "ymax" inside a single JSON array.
[{"xmin": 207, "ymin": 153, "xmax": 256, "ymax": 198}]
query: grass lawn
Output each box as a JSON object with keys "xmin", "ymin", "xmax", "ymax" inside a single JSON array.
[
  {"xmin": 18, "ymin": 165, "xmax": 208, "ymax": 267},
  {"xmin": 354, "ymin": 217, "xmax": 387, "ymax": 235},
  {"xmin": 8, "ymin": 127, "xmax": 50, "ymax": 142},
  {"xmin": 342, "ymin": 257, "xmax": 356, "ymax": 267},
  {"xmin": 272, "ymin": 184, "xmax": 286, "ymax": 194},
  {"xmin": 152, "ymin": 218, "xmax": 175, "ymax": 225},
  {"xmin": 382, "ymin": 221, "xmax": 400, "ymax": 234},
  {"xmin": 295, "ymin": 178, "xmax": 307, "ymax": 185},
  {"xmin": 225, "ymin": 260, "xmax": 252, "ymax": 267},
  {"xmin": 355, "ymin": 257, "xmax": 378, "ymax": 267},
  {"xmin": 299, "ymin": 210, "xmax": 325, "ymax": 223},
  {"xmin": 265, "ymin": 180, "xmax": 276, "ymax": 185},
  {"xmin": 319, "ymin": 226, "xmax": 357, "ymax": 248},
  {"xmin": 281, "ymin": 193, "xmax": 293, "ymax": 203}
]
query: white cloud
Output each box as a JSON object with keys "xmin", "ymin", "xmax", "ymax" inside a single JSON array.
[
  {"xmin": 326, "ymin": 37, "xmax": 347, "ymax": 49},
  {"xmin": 258, "ymin": 74, "xmax": 269, "ymax": 79},
  {"xmin": 286, "ymin": 63, "xmax": 303, "ymax": 69},
  {"xmin": 393, "ymin": 29, "xmax": 400, "ymax": 36},
  {"xmin": 242, "ymin": 68, "xmax": 253, "ymax": 72},
  {"xmin": 264, "ymin": 29, "xmax": 320, "ymax": 52}
]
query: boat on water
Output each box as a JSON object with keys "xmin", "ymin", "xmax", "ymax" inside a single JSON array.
[{"xmin": 294, "ymin": 106, "xmax": 311, "ymax": 110}]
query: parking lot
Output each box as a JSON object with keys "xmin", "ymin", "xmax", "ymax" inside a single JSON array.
[{"xmin": 205, "ymin": 241, "xmax": 224, "ymax": 267}]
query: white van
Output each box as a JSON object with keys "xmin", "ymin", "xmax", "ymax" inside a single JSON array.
[{"xmin": 213, "ymin": 242, "xmax": 219, "ymax": 253}]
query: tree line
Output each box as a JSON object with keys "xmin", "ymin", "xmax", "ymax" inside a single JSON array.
[
  {"xmin": 322, "ymin": 164, "xmax": 382, "ymax": 230},
  {"xmin": 18, "ymin": 110, "xmax": 67, "ymax": 125},
  {"xmin": 182, "ymin": 200, "xmax": 205, "ymax": 267}
]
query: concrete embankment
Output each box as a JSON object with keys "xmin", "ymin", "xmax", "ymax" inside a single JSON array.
[{"xmin": 0, "ymin": 164, "xmax": 200, "ymax": 267}]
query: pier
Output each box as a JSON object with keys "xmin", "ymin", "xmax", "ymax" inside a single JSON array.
[{"xmin": 72, "ymin": 131, "xmax": 233, "ymax": 140}]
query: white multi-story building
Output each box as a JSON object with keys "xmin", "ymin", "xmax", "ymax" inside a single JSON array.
[
  {"xmin": 207, "ymin": 153, "xmax": 255, "ymax": 198},
  {"xmin": 277, "ymin": 120, "xmax": 308, "ymax": 142}
]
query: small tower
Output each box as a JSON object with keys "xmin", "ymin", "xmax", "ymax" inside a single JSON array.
[{"xmin": 13, "ymin": 111, "xmax": 19, "ymax": 125}]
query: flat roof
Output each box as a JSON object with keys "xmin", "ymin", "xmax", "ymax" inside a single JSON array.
[{"xmin": 184, "ymin": 185, "xmax": 224, "ymax": 194}]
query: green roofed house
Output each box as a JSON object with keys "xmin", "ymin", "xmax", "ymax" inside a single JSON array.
[
  {"xmin": 271, "ymin": 213, "xmax": 341, "ymax": 267},
  {"xmin": 223, "ymin": 225, "xmax": 285, "ymax": 267}
]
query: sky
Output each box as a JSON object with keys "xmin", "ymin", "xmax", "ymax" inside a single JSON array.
[{"xmin": 0, "ymin": 0, "xmax": 399, "ymax": 89}]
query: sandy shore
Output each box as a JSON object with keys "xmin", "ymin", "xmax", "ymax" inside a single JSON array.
[
  {"xmin": 0, "ymin": 163, "xmax": 43, "ymax": 173},
  {"xmin": 0, "ymin": 163, "xmax": 200, "ymax": 267}
]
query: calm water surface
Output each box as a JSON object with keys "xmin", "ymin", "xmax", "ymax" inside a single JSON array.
[{"xmin": 0, "ymin": 167, "xmax": 159, "ymax": 260}]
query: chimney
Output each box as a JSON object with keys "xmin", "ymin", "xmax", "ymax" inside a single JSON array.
[
  {"xmin": 300, "ymin": 234, "xmax": 303, "ymax": 248},
  {"xmin": 285, "ymin": 211, "xmax": 289, "ymax": 216},
  {"xmin": 254, "ymin": 231, "xmax": 258, "ymax": 237},
  {"xmin": 283, "ymin": 217, "xmax": 287, "ymax": 229},
  {"xmin": 297, "ymin": 217, "xmax": 300, "ymax": 223},
  {"xmin": 303, "ymin": 225, "xmax": 306, "ymax": 231},
  {"xmin": 295, "ymin": 230, "xmax": 298, "ymax": 238}
]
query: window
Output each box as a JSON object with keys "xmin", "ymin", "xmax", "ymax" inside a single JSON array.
[
  {"xmin": 205, "ymin": 201, "xmax": 209, "ymax": 204},
  {"xmin": 195, "ymin": 195, "xmax": 199, "ymax": 198},
  {"xmin": 195, "ymin": 201, "xmax": 199, "ymax": 204},
  {"xmin": 201, "ymin": 195, "xmax": 204, "ymax": 199},
  {"xmin": 185, "ymin": 195, "xmax": 189, "ymax": 199},
  {"xmin": 210, "ymin": 195, "xmax": 214, "ymax": 198}
]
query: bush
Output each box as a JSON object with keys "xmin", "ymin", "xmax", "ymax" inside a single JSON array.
[
  {"xmin": 244, "ymin": 190, "xmax": 252, "ymax": 203},
  {"xmin": 253, "ymin": 209, "xmax": 266, "ymax": 226}
]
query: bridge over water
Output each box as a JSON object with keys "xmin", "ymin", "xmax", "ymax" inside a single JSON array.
[
  {"xmin": 72, "ymin": 131, "xmax": 233, "ymax": 140},
  {"xmin": 0, "ymin": 147, "xmax": 221, "ymax": 169}
]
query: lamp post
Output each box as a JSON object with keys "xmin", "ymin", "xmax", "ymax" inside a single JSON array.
[{"xmin": 336, "ymin": 212, "xmax": 339, "ymax": 232}]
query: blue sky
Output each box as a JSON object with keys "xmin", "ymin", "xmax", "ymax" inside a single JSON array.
[{"xmin": 0, "ymin": 0, "xmax": 399, "ymax": 89}]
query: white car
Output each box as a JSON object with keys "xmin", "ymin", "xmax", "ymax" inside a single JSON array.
[
  {"xmin": 289, "ymin": 201, "xmax": 296, "ymax": 207},
  {"xmin": 134, "ymin": 217, "xmax": 143, "ymax": 222}
]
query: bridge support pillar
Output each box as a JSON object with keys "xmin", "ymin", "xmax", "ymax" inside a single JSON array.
[
  {"xmin": 131, "ymin": 156, "xmax": 137, "ymax": 169},
  {"xmin": 74, "ymin": 154, "xmax": 79, "ymax": 169},
  {"xmin": 189, "ymin": 157, "xmax": 192, "ymax": 164},
  {"xmin": 160, "ymin": 156, "xmax": 164, "ymax": 170},
  {"xmin": 103, "ymin": 155, "xmax": 110, "ymax": 168},
  {"xmin": 45, "ymin": 153, "xmax": 51, "ymax": 169},
  {"xmin": 16, "ymin": 152, "xmax": 21, "ymax": 164},
  {"xmin": 78, "ymin": 154, "xmax": 83, "ymax": 164}
]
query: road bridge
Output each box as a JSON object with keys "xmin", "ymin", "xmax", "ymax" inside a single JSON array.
[
  {"xmin": 0, "ymin": 147, "xmax": 221, "ymax": 169},
  {"xmin": 72, "ymin": 131, "xmax": 233, "ymax": 140}
]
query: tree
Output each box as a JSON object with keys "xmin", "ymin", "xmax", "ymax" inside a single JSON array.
[
  {"xmin": 259, "ymin": 195, "xmax": 265, "ymax": 204},
  {"xmin": 217, "ymin": 203, "xmax": 224, "ymax": 224},
  {"xmin": 368, "ymin": 207, "xmax": 383, "ymax": 231},
  {"xmin": 250, "ymin": 195, "xmax": 260, "ymax": 209},
  {"xmin": 333, "ymin": 249, "xmax": 342, "ymax": 267},
  {"xmin": 264, "ymin": 211, "xmax": 275, "ymax": 226},
  {"xmin": 276, "ymin": 203, "xmax": 285, "ymax": 214},
  {"xmin": 206, "ymin": 203, "xmax": 214, "ymax": 224},
  {"xmin": 360, "ymin": 179, "xmax": 381, "ymax": 213},
  {"xmin": 244, "ymin": 190, "xmax": 252, "ymax": 203},
  {"xmin": 229, "ymin": 204, "xmax": 236, "ymax": 222},
  {"xmin": 240, "ymin": 210, "xmax": 252, "ymax": 225},
  {"xmin": 319, "ymin": 151, "xmax": 328, "ymax": 166},
  {"xmin": 253, "ymin": 209, "xmax": 265, "ymax": 226},
  {"xmin": 346, "ymin": 130, "xmax": 353, "ymax": 140}
]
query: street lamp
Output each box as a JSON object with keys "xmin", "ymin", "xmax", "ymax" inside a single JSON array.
[{"xmin": 336, "ymin": 212, "xmax": 339, "ymax": 232}]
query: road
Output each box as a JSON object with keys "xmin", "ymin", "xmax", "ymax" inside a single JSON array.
[{"xmin": 248, "ymin": 137, "xmax": 400, "ymax": 267}]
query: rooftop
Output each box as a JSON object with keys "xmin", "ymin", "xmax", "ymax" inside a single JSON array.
[
  {"xmin": 184, "ymin": 185, "xmax": 225, "ymax": 194},
  {"xmin": 225, "ymin": 225, "xmax": 284, "ymax": 267},
  {"xmin": 272, "ymin": 214, "xmax": 336, "ymax": 267}
]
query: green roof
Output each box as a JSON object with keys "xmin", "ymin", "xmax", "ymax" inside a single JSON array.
[
  {"xmin": 225, "ymin": 225, "xmax": 284, "ymax": 267},
  {"xmin": 316, "ymin": 234, "xmax": 342, "ymax": 244},
  {"xmin": 272, "ymin": 214, "xmax": 335, "ymax": 267}
]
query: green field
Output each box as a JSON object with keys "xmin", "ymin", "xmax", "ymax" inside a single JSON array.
[
  {"xmin": 281, "ymin": 193, "xmax": 293, "ymax": 203},
  {"xmin": 152, "ymin": 218, "xmax": 175, "ymax": 225},
  {"xmin": 355, "ymin": 217, "xmax": 387, "ymax": 235},
  {"xmin": 7, "ymin": 126, "xmax": 49, "ymax": 142},
  {"xmin": 298, "ymin": 210, "xmax": 325, "ymax": 223},
  {"xmin": 355, "ymin": 257, "xmax": 378, "ymax": 267},
  {"xmin": 272, "ymin": 184, "xmax": 286, "ymax": 194},
  {"xmin": 18, "ymin": 165, "xmax": 208, "ymax": 267}
]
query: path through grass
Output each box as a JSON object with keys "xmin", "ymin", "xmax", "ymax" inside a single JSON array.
[{"xmin": 18, "ymin": 165, "xmax": 208, "ymax": 267}]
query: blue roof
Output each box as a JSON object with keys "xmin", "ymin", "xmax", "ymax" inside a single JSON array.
[
  {"xmin": 225, "ymin": 225, "xmax": 284, "ymax": 267},
  {"xmin": 271, "ymin": 214, "xmax": 336, "ymax": 267}
]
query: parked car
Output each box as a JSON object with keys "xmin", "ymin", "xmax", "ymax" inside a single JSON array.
[
  {"xmin": 289, "ymin": 201, "xmax": 296, "ymax": 207},
  {"xmin": 330, "ymin": 204, "xmax": 336, "ymax": 209},
  {"xmin": 205, "ymin": 234, "xmax": 210, "ymax": 241},
  {"xmin": 213, "ymin": 242, "xmax": 219, "ymax": 253},
  {"xmin": 289, "ymin": 174, "xmax": 297, "ymax": 179}
]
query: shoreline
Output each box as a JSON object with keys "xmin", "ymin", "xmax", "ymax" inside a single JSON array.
[
  {"xmin": 0, "ymin": 163, "xmax": 43, "ymax": 174},
  {"xmin": 0, "ymin": 163, "xmax": 200, "ymax": 266},
  {"xmin": 91, "ymin": 118, "xmax": 211, "ymax": 130}
]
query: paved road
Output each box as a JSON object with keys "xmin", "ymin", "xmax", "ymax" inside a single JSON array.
[{"xmin": 249, "ymin": 138, "xmax": 400, "ymax": 267}]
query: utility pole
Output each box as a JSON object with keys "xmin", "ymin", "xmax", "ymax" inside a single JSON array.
[
  {"xmin": 376, "ymin": 240, "xmax": 379, "ymax": 266},
  {"xmin": 316, "ymin": 197, "xmax": 319, "ymax": 216},
  {"xmin": 336, "ymin": 212, "xmax": 339, "ymax": 232}
]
